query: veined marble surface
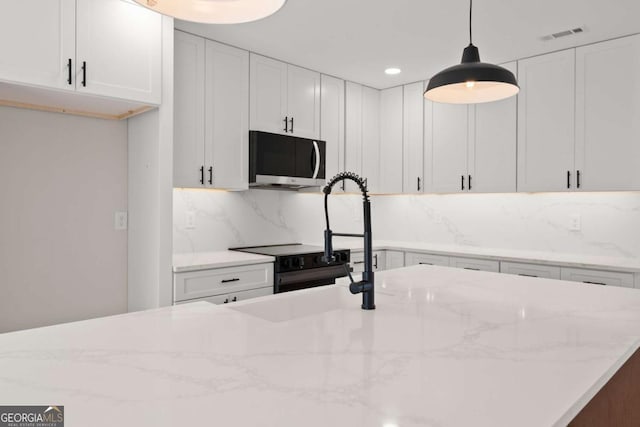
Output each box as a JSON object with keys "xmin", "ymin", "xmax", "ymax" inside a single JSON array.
[
  {"xmin": 173, "ymin": 251, "xmax": 275, "ymax": 273},
  {"xmin": 1, "ymin": 266, "xmax": 640, "ymax": 427}
]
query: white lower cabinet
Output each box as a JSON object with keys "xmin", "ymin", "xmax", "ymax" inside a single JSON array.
[
  {"xmin": 405, "ymin": 252, "xmax": 450, "ymax": 267},
  {"xmin": 560, "ymin": 267, "xmax": 634, "ymax": 289},
  {"xmin": 350, "ymin": 250, "xmax": 386, "ymax": 274},
  {"xmin": 173, "ymin": 263, "xmax": 274, "ymax": 303},
  {"xmin": 449, "ymin": 256, "xmax": 500, "ymax": 273},
  {"xmin": 500, "ymin": 261, "xmax": 561, "ymax": 280},
  {"xmin": 385, "ymin": 251, "xmax": 405, "ymax": 270}
]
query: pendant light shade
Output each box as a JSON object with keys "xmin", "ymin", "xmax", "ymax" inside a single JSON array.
[
  {"xmin": 424, "ymin": 1, "xmax": 519, "ymax": 104},
  {"xmin": 132, "ymin": 0, "xmax": 287, "ymax": 24}
]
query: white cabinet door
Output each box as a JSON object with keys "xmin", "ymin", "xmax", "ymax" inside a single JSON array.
[
  {"xmin": 287, "ymin": 65, "xmax": 320, "ymax": 139},
  {"xmin": 405, "ymin": 252, "xmax": 449, "ymax": 267},
  {"xmin": 229, "ymin": 287, "xmax": 273, "ymax": 303},
  {"xmin": 403, "ymin": 82, "xmax": 425, "ymax": 193},
  {"xmin": 174, "ymin": 31, "xmax": 206, "ymax": 188},
  {"xmin": 350, "ymin": 250, "xmax": 386, "ymax": 273},
  {"xmin": 345, "ymin": 82, "xmax": 363, "ymax": 192},
  {"xmin": 0, "ymin": 0, "xmax": 76, "ymax": 91},
  {"xmin": 379, "ymin": 86, "xmax": 404, "ymax": 194},
  {"xmin": 362, "ymin": 86, "xmax": 381, "ymax": 193},
  {"xmin": 205, "ymin": 40, "xmax": 249, "ymax": 191},
  {"xmin": 518, "ymin": 50, "xmax": 575, "ymax": 192},
  {"xmin": 250, "ymin": 54, "xmax": 288, "ymax": 135},
  {"xmin": 560, "ymin": 267, "xmax": 634, "ymax": 289},
  {"xmin": 422, "ymin": 91, "xmax": 434, "ymax": 192},
  {"xmin": 449, "ymin": 256, "xmax": 500, "ymax": 273},
  {"xmin": 385, "ymin": 251, "xmax": 405, "ymax": 270},
  {"xmin": 321, "ymin": 75, "xmax": 345, "ymax": 186},
  {"xmin": 575, "ymin": 35, "xmax": 640, "ymax": 191},
  {"xmin": 470, "ymin": 62, "xmax": 517, "ymax": 193},
  {"xmin": 430, "ymin": 103, "xmax": 469, "ymax": 193},
  {"xmin": 76, "ymin": 0, "xmax": 161, "ymax": 104},
  {"xmin": 500, "ymin": 261, "xmax": 561, "ymax": 280}
]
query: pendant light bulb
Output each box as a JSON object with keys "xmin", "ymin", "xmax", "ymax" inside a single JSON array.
[
  {"xmin": 424, "ymin": 0, "xmax": 519, "ymax": 104},
  {"xmin": 132, "ymin": 0, "xmax": 287, "ymax": 24}
]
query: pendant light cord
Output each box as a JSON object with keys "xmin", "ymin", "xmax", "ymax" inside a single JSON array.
[{"xmin": 469, "ymin": 0, "xmax": 473, "ymax": 45}]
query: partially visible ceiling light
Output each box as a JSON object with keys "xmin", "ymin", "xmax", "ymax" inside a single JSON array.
[
  {"xmin": 424, "ymin": 0, "xmax": 519, "ymax": 104},
  {"xmin": 132, "ymin": 0, "xmax": 288, "ymax": 24},
  {"xmin": 385, "ymin": 68, "xmax": 402, "ymax": 75}
]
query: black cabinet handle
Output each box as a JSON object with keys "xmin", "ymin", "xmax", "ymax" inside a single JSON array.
[
  {"xmin": 463, "ymin": 267, "xmax": 480, "ymax": 271},
  {"xmin": 417, "ymin": 177, "xmax": 421, "ymax": 191},
  {"xmin": 577, "ymin": 170, "xmax": 581, "ymax": 189},
  {"xmin": 283, "ymin": 116, "xmax": 288, "ymax": 132},
  {"xmin": 468, "ymin": 175, "xmax": 472, "ymax": 191},
  {"xmin": 81, "ymin": 61, "xmax": 86, "ymax": 87},
  {"xmin": 208, "ymin": 166, "xmax": 213, "ymax": 185},
  {"xmin": 231, "ymin": 296, "xmax": 238, "ymax": 302},
  {"xmin": 353, "ymin": 260, "xmax": 365, "ymax": 265},
  {"xmin": 461, "ymin": 175, "xmax": 465, "ymax": 191},
  {"xmin": 583, "ymin": 281, "xmax": 606, "ymax": 286},
  {"xmin": 518, "ymin": 273, "xmax": 538, "ymax": 278},
  {"xmin": 199, "ymin": 166, "xmax": 204, "ymax": 184},
  {"xmin": 567, "ymin": 171, "xmax": 571, "ymax": 189},
  {"xmin": 221, "ymin": 278, "xmax": 240, "ymax": 284},
  {"xmin": 289, "ymin": 117, "xmax": 294, "ymax": 133},
  {"xmin": 223, "ymin": 298, "xmax": 229, "ymax": 304},
  {"xmin": 419, "ymin": 262, "xmax": 433, "ymax": 265},
  {"xmin": 373, "ymin": 254, "xmax": 378, "ymax": 269},
  {"xmin": 67, "ymin": 58, "xmax": 72, "ymax": 85}
]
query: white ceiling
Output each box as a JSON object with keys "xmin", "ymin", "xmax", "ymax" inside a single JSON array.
[{"xmin": 176, "ymin": 0, "xmax": 640, "ymax": 89}]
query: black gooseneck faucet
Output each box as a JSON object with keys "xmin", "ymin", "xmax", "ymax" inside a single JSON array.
[{"xmin": 322, "ymin": 172, "xmax": 375, "ymax": 310}]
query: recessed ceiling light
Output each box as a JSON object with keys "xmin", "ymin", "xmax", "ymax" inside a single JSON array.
[{"xmin": 385, "ymin": 68, "xmax": 402, "ymax": 75}]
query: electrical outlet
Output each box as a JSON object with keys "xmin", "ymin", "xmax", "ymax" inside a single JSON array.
[
  {"xmin": 186, "ymin": 211, "xmax": 196, "ymax": 229},
  {"xmin": 114, "ymin": 211, "xmax": 128, "ymax": 230},
  {"xmin": 569, "ymin": 214, "xmax": 581, "ymax": 231}
]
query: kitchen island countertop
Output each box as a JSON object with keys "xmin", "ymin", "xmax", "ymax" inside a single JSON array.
[{"xmin": 1, "ymin": 265, "xmax": 639, "ymax": 426}]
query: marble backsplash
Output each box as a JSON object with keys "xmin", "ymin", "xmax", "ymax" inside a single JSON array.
[{"xmin": 173, "ymin": 189, "xmax": 640, "ymax": 260}]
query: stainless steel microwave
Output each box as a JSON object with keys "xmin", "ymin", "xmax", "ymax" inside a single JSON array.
[{"xmin": 249, "ymin": 131, "xmax": 326, "ymax": 189}]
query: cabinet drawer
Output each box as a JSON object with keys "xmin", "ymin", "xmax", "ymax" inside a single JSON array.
[
  {"xmin": 174, "ymin": 287, "xmax": 274, "ymax": 306},
  {"xmin": 449, "ymin": 256, "xmax": 500, "ymax": 273},
  {"xmin": 350, "ymin": 251, "xmax": 385, "ymax": 273},
  {"xmin": 174, "ymin": 263, "xmax": 274, "ymax": 302},
  {"xmin": 405, "ymin": 252, "xmax": 449, "ymax": 267},
  {"xmin": 386, "ymin": 250, "xmax": 405, "ymax": 270},
  {"xmin": 500, "ymin": 261, "xmax": 561, "ymax": 279},
  {"xmin": 560, "ymin": 267, "xmax": 634, "ymax": 289}
]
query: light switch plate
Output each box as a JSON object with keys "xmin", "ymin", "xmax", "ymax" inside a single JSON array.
[{"xmin": 115, "ymin": 211, "xmax": 128, "ymax": 230}]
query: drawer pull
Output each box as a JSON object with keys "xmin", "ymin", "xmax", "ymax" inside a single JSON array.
[
  {"xmin": 583, "ymin": 281, "xmax": 606, "ymax": 286},
  {"xmin": 518, "ymin": 273, "xmax": 538, "ymax": 278},
  {"xmin": 231, "ymin": 296, "xmax": 238, "ymax": 302},
  {"xmin": 223, "ymin": 298, "xmax": 229, "ymax": 304},
  {"xmin": 463, "ymin": 267, "xmax": 480, "ymax": 271},
  {"xmin": 221, "ymin": 278, "xmax": 240, "ymax": 284},
  {"xmin": 419, "ymin": 262, "xmax": 433, "ymax": 265},
  {"xmin": 353, "ymin": 261, "xmax": 365, "ymax": 265}
]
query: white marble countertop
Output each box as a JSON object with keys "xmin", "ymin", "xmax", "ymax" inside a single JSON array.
[
  {"xmin": 173, "ymin": 250, "xmax": 275, "ymax": 272},
  {"xmin": 329, "ymin": 239, "xmax": 640, "ymax": 272},
  {"xmin": 1, "ymin": 266, "xmax": 640, "ymax": 426}
]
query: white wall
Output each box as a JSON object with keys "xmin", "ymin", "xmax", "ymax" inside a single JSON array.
[
  {"xmin": 0, "ymin": 105, "xmax": 128, "ymax": 333},
  {"xmin": 174, "ymin": 189, "xmax": 640, "ymax": 260}
]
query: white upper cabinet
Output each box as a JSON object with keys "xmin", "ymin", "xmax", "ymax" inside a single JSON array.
[
  {"xmin": 0, "ymin": 0, "xmax": 76, "ymax": 91},
  {"xmin": 361, "ymin": 86, "xmax": 381, "ymax": 193},
  {"xmin": 174, "ymin": 31, "xmax": 205, "ymax": 188},
  {"xmin": 518, "ymin": 50, "xmax": 575, "ymax": 192},
  {"xmin": 205, "ymin": 40, "xmax": 249, "ymax": 191},
  {"xmin": 287, "ymin": 65, "xmax": 320, "ymax": 139},
  {"xmin": 345, "ymin": 81, "xmax": 363, "ymax": 192},
  {"xmin": 76, "ymin": 0, "xmax": 162, "ymax": 104},
  {"xmin": 575, "ymin": 34, "xmax": 640, "ymax": 191},
  {"xmin": 379, "ymin": 86, "xmax": 403, "ymax": 194},
  {"xmin": 403, "ymin": 82, "xmax": 425, "ymax": 193},
  {"xmin": 0, "ymin": 0, "xmax": 162, "ymax": 109},
  {"xmin": 320, "ymin": 74, "xmax": 345, "ymax": 187},
  {"xmin": 174, "ymin": 31, "xmax": 249, "ymax": 190},
  {"xmin": 250, "ymin": 54, "xmax": 288, "ymax": 135},
  {"xmin": 250, "ymin": 54, "xmax": 320, "ymax": 139},
  {"xmin": 470, "ymin": 61, "xmax": 517, "ymax": 193},
  {"xmin": 429, "ymin": 103, "xmax": 469, "ymax": 193}
]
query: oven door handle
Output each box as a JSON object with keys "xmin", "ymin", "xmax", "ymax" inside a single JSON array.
[
  {"xmin": 277, "ymin": 264, "xmax": 347, "ymax": 286},
  {"xmin": 312, "ymin": 140, "xmax": 320, "ymax": 179}
]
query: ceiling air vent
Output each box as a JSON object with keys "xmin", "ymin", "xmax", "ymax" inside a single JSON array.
[{"xmin": 541, "ymin": 27, "xmax": 586, "ymax": 41}]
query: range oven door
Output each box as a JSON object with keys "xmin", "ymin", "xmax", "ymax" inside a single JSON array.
[
  {"xmin": 249, "ymin": 131, "xmax": 326, "ymax": 188},
  {"xmin": 274, "ymin": 264, "xmax": 348, "ymax": 294}
]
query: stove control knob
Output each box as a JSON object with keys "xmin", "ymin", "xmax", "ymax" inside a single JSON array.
[
  {"xmin": 280, "ymin": 258, "xmax": 292, "ymax": 270},
  {"xmin": 292, "ymin": 256, "xmax": 304, "ymax": 269}
]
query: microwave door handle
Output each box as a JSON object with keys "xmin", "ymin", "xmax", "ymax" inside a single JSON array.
[{"xmin": 312, "ymin": 141, "xmax": 320, "ymax": 179}]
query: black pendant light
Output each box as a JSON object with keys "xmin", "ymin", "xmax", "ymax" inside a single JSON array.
[{"xmin": 424, "ymin": 0, "xmax": 519, "ymax": 104}]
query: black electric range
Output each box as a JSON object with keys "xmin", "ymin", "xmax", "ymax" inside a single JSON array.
[{"xmin": 231, "ymin": 244, "xmax": 350, "ymax": 294}]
